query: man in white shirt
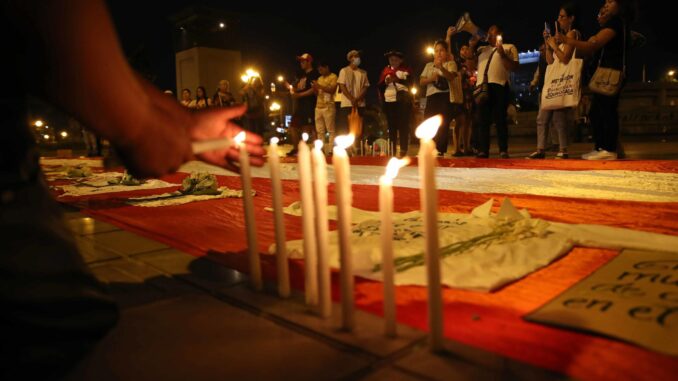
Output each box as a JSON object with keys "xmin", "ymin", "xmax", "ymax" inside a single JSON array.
[
  {"xmin": 471, "ymin": 25, "xmax": 519, "ymax": 158},
  {"xmin": 337, "ymin": 49, "xmax": 370, "ymax": 135}
]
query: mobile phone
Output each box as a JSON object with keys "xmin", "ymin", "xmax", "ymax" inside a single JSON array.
[{"xmin": 544, "ymin": 22, "xmax": 551, "ymax": 34}]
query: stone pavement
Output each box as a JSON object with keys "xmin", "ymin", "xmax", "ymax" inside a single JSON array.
[{"xmin": 61, "ymin": 207, "xmax": 570, "ymax": 381}]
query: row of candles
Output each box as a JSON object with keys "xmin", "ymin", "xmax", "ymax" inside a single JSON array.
[{"xmin": 233, "ymin": 115, "xmax": 445, "ymax": 351}]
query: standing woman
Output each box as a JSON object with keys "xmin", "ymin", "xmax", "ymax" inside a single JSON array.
[
  {"xmin": 379, "ymin": 50, "xmax": 413, "ymax": 157},
  {"xmin": 527, "ymin": 3, "xmax": 581, "ymax": 159},
  {"xmin": 420, "ymin": 40, "xmax": 453, "ymax": 156},
  {"xmin": 558, "ymin": 0, "xmax": 636, "ymax": 160},
  {"xmin": 242, "ymin": 76, "xmax": 267, "ymax": 137},
  {"xmin": 190, "ymin": 86, "xmax": 211, "ymax": 110}
]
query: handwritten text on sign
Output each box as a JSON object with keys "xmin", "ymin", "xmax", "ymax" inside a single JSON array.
[{"xmin": 527, "ymin": 249, "xmax": 678, "ymax": 356}]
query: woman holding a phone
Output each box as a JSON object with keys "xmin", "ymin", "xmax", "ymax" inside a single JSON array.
[
  {"xmin": 527, "ymin": 2, "xmax": 581, "ymax": 159},
  {"xmin": 557, "ymin": 0, "xmax": 636, "ymax": 160}
]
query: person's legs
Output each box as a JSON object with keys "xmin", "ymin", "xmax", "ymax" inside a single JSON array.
[
  {"xmin": 602, "ymin": 95, "xmax": 620, "ymax": 152},
  {"xmin": 552, "ymin": 108, "xmax": 573, "ymax": 153},
  {"xmin": 398, "ymin": 102, "xmax": 411, "ymax": 156},
  {"xmin": 383, "ymin": 102, "xmax": 397, "ymax": 156},
  {"xmin": 429, "ymin": 93, "xmax": 451, "ymax": 156},
  {"xmin": 490, "ymin": 84, "xmax": 509, "ymax": 155},
  {"xmin": 588, "ymin": 94, "xmax": 605, "ymax": 151},
  {"xmin": 336, "ymin": 107, "xmax": 350, "ymax": 136},
  {"xmin": 476, "ymin": 99, "xmax": 492, "ymax": 157},
  {"xmin": 315, "ymin": 108, "xmax": 327, "ymax": 144},
  {"xmin": 536, "ymin": 108, "xmax": 554, "ymax": 151},
  {"xmin": 324, "ymin": 106, "xmax": 336, "ymax": 151}
]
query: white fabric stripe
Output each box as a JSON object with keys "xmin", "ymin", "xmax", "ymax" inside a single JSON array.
[{"xmin": 178, "ymin": 160, "xmax": 678, "ymax": 203}]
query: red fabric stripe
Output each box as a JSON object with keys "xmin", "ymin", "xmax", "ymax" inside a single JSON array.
[{"xmin": 51, "ymin": 160, "xmax": 678, "ymax": 380}]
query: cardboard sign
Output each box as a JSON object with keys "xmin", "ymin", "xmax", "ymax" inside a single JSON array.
[{"xmin": 527, "ymin": 249, "xmax": 678, "ymax": 356}]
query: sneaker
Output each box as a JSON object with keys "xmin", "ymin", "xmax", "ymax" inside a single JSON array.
[
  {"xmin": 526, "ymin": 151, "xmax": 545, "ymax": 159},
  {"xmin": 499, "ymin": 152, "xmax": 510, "ymax": 159},
  {"xmin": 584, "ymin": 149, "xmax": 617, "ymax": 160},
  {"xmin": 581, "ymin": 149, "xmax": 600, "ymax": 159},
  {"xmin": 555, "ymin": 152, "xmax": 569, "ymax": 159}
]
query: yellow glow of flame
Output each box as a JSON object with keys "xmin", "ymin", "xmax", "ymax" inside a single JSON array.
[
  {"xmin": 302, "ymin": 132, "xmax": 309, "ymax": 142},
  {"xmin": 314, "ymin": 140, "xmax": 323, "ymax": 150},
  {"xmin": 415, "ymin": 115, "xmax": 443, "ymax": 140},
  {"xmin": 385, "ymin": 157, "xmax": 410, "ymax": 180},
  {"xmin": 34, "ymin": 120, "xmax": 44, "ymax": 127},
  {"xmin": 335, "ymin": 134, "xmax": 355, "ymax": 149},
  {"xmin": 270, "ymin": 137, "xmax": 279, "ymax": 145},
  {"xmin": 234, "ymin": 131, "xmax": 246, "ymax": 146}
]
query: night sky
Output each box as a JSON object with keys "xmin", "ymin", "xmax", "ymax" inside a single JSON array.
[{"xmin": 107, "ymin": 1, "xmax": 673, "ymax": 93}]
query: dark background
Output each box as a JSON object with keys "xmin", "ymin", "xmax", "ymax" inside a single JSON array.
[{"xmin": 108, "ymin": 1, "xmax": 672, "ymax": 92}]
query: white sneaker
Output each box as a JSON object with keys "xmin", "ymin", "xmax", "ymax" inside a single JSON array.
[
  {"xmin": 584, "ymin": 149, "xmax": 618, "ymax": 160},
  {"xmin": 581, "ymin": 149, "xmax": 600, "ymax": 159}
]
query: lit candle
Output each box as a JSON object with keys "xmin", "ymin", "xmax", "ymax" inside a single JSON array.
[
  {"xmin": 333, "ymin": 134, "xmax": 355, "ymax": 331},
  {"xmin": 416, "ymin": 115, "xmax": 444, "ymax": 352},
  {"xmin": 312, "ymin": 140, "xmax": 331, "ymax": 318},
  {"xmin": 380, "ymin": 157, "xmax": 410, "ymax": 337},
  {"xmin": 299, "ymin": 133, "xmax": 318, "ymax": 306},
  {"xmin": 235, "ymin": 131, "xmax": 262, "ymax": 291},
  {"xmin": 269, "ymin": 137, "xmax": 290, "ymax": 298}
]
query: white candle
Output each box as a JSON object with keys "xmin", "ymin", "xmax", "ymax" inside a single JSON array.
[
  {"xmin": 312, "ymin": 140, "xmax": 331, "ymax": 318},
  {"xmin": 416, "ymin": 115, "xmax": 444, "ymax": 352},
  {"xmin": 269, "ymin": 137, "xmax": 290, "ymax": 298},
  {"xmin": 299, "ymin": 133, "xmax": 318, "ymax": 306},
  {"xmin": 235, "ymin": 131, "xmax": 262, "ymax": 291},
  {"xmin": 380, "ymin": 157, "xmax": 410, "ymax": 337},
  {"xmin": 333, "ymin": 134, "xmax": 355, "ymax": 331}
]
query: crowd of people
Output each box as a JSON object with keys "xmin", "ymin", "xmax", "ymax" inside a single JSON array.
[{"xmin": 274, "ymin": 0, "xmax": 635, "ymax": 160}]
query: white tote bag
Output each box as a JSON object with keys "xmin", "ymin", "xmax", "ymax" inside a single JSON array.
[{"xmin": 540, "ymin": 49, "xmax": 583, "ymax": 111}]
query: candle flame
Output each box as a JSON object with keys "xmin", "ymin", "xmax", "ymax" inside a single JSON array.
[
  {"xmin": 270, "ymin": 137, "xmax": 279, "ymax": 145},
  {"xmin": 415, "ymin": 115, "xmax": 442, "ymax": 140},
  {"xmin": 335, "ymin": 134, "xmax": 355, "ymax": 149},
  {"xmin": 234, "ymin": 131, "xmax": 246, "ymax": 146},
  {"xmin": 314, "ymin": 139, "xmax": 323, "ymax": 150},
  {"xmin": 302, "ymin": 132, "xmax": 309, "ymax": 142},
  {"xmin": 385, "ymin": 157, "xmax": 410, "ymax": 180}
]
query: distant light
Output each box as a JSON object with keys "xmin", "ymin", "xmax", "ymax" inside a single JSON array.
[
  {"xmin": 426, "ymin": 46, "xmax": 435, "ymax": 55},
  {"xmin": 241, "ymin": 74, "xmax": 250, "ymax": 83},
  {"xmin": 270, "ymin": 102, "xmax": 281, "ymax": 112},
  {"xmin": 271, "ymin": 121, "xmax": 276, "ymax": 126},
  {"xmin": 265, "ymin": 95, "xmax": 270, "ymax": 99},
  {"xmin": 276, "ymin": 127, "xmax": 286, "ymax": 133},
  {"xmin": 669, "ymin": 70, "xmax": 676, "ymax": 77},
  {"xmin": 60, "ymin": 131, "xmax": 68, "ymax": 138},
  {"xmin": 44, "ymin": 125, "xmax": 49, "ymax": 129},
  {"xmin": 34, "ymin": 120, "xmax": 44, "ymax": 127},
  {"xmin": 218, "ymin": 22, "xmax": 225, "ymax": 29},
  {"xmin": 43, "ymin": 134, "xmax": 50, "ymax": 140},
  {"xmin": 277, "ymin": 75, "xmax": 284, "ymax": 83},
  {"xmin": 410, "ymin": 87, "xmax": 418, "ymax": 95}
]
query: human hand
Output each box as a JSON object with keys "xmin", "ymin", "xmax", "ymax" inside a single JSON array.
[{"xmin": 188, "ymin": 105, "xmax": 265, "ymax": 173}]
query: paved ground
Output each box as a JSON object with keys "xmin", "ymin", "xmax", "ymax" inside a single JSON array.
[{"xmin": 61, "ymin": 208, "xmax": 570, "ymax": 381}]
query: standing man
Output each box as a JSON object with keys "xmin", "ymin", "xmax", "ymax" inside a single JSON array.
[
  {"xmin": 471, "ymin": 25, "xmax": 519, "ymax": 158},
  {"xmin": 288, "ymin": 53, "xmax": 319, "ymax": 155},
  {"xmin": 313, "ymin": 60, "xmax": 338, "ymax": 153},
  {"xmin": 337, "ymin": 50, "xmax": 369, "ymax": 136}
]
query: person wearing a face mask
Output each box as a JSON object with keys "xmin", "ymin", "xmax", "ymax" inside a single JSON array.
[{"xmin": 337, "ymin": 50, "xmax": 370, "ymax": 136}]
